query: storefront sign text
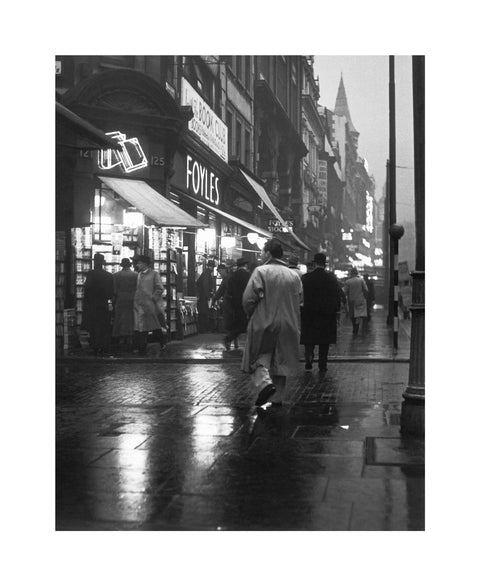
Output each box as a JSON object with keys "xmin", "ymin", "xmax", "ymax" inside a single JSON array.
[
  {"xmin": 268, "ymin": 219, "xmax": 293, "ymax": 233},
  {"xmin": 186, "ymin": 155, "xmax": 220, "ymax": 206},
  {"xmin": 181, "ymin": 78, "xmax": 228, "ymax": 162}
]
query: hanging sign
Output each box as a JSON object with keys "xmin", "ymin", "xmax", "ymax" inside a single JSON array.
[{"xmin": 98, "ymin": 131, "xmax": 148, "ymax": 174}]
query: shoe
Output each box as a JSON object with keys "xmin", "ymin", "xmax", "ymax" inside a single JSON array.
[
  {"xmin": 319, "ymin": 365, "xmax": 328, "ymax": 373},
  {"xmin": 255, "ymin": 383, "xmax": 276, "ymax": 407},
  {"xmin": 223, "ymin": 337, "xmax": 231, "ymax": 351},
  {"xmin": 305, "ymin": 362, "xmax": 313, "ymax": 371},
  {"xmin": 234, "ymin": 339, "xmax": 239, "ymax": 349},
  {"xmin": 270, "ymin": 401, "xmax": 283, "ymax": 408}
]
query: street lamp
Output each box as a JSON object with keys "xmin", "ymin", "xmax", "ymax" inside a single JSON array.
[{"xmin": 389, "ymin": 223, "xmax": 404, "ymax": 350}]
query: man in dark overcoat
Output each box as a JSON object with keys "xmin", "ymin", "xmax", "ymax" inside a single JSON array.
[
  {"xmin": 223, "ymin": 257, "xmax": 251, "ymax": 350},
  {"xmin": 300, "ymin": 252, "xmax": 343, "ymax": 372},
  {"xmin": 82, "ymin": 253, "xmax": 114, "ymax": 356}
]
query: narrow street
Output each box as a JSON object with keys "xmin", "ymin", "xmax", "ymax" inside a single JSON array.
[{"xmin": 56, "ymin": 308, "xmax": 423, "ymax": 530}]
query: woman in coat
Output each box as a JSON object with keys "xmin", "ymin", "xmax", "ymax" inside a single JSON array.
[
  {"xmin": 133, "ymin": 255, "xmax": 165, "ymax": 355},
  {"xmin": 112, "ymin": 258, "xmax": 138, "ymax": 350},
  {"xmin": 344, "ymin": 267, "xmax": 369, "ymax": 335},
  {"xmin": 242, "ymin": 239, "xmax": 302, "ymax": 408}
]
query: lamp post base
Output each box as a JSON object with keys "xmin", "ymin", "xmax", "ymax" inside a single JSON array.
[{"xmin": 401, "ymin": 393, "xmax": 425, "ymax": 436}]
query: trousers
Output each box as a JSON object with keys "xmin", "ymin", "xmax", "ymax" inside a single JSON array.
[{"xmin": 251, "ymin": 352, "xmax": 287, "ymax": 403}]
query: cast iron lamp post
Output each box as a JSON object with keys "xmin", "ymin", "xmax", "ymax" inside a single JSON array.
[{"xmin": 401, "ymin": 56, "xmax": 425, "ymax": 436}]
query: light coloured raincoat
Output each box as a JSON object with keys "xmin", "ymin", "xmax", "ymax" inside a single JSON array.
[
  {"xmin": 344, "ymin": 275, "xmax": 368, "ymax": 318},
  {"xmin": 241, "ymin": 258, "xmax": 302, "ymax": 375},
  {"xmin": 133, "ymin": 268, "xmax": 164, "ymax": 332}
]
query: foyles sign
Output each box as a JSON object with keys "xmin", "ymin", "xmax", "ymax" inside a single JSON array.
[
  {"xmin": 186, "ymin": 155, "xmax": 220, "ymax": 206},
  {"xmin": 181, "ymin": 78, "xmax": 228, "ymax": 162}
]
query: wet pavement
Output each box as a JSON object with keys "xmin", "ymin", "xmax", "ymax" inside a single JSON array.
[
  {"xmin": 62, "ymin": 304, "xmax": 411, "ymax": 363},
  {"xmin": 56, "ymin": 307, "xmax": 424, "ymax": 531}
]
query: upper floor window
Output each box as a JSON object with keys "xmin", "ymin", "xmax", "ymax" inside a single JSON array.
[{"xmin": 276, "ymin": 56, "xmax": 287, "ymax": 109}]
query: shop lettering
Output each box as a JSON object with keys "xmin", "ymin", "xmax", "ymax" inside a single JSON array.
[{"xmin": 186, "ymin": 155, "xmax": 220, "ymax": 206}]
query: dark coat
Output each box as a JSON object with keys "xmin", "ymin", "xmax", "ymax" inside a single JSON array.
[
  {"xmin": 225, "ymin": 267, "xmax": 250, "ymax": 332},
  {"xmin": 300, "ymin": 267, "xmax": 341, "ymax": 345},
  {"xmin": 82, "ymin": 268, "xmax": 114, "ymax": 347}
]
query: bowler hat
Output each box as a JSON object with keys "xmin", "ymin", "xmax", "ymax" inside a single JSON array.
[
  {"xmin": 206, "ymin": 259, "xmax": 216, "ymax": 267},
  {"xmin": 120, "ymin": 258, "xmax": 132, "ymax": 268},
  {"xmin": 236, "ymin": 257, "xmax": 248, "ymax": 267}
]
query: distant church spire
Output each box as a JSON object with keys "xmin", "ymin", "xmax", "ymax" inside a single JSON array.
[{"xmin": 334, "ymin": 74, "xmax": 358, "ymax": 134}]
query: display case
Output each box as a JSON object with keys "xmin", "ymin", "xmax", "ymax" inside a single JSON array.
[
  {"xmin": 71, "ymin": 227, "xmax": 93, "ymax": 328},
  {"xmin": 149, "ymin": 227, "xmax": 183, "ymax": 339},
  {"xmin": 55, "ymin": 232, "xmax": 66, "ymax": 355},
  {"xmin": 179, "ymin": 296, "xmax": 198, "ymax": 337}
]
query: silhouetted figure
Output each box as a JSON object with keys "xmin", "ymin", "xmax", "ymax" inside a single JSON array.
[
  {"xmin": 82, "ymin": 253, "xmax": 114, "ymax": 356},
  {"xmin": 242, "ymin": 239, "xmax": 302, "ymax": 408},
  {"xmin": 223, "ymin": 257, "xmax": 250, "ymax": 350},
  {"xmin": 196, "ymin": 259, "xmax": 215, "ymax": 333},
  {"xmin": 112, "ymin": 258, "xmax": 138, "ymax": 350},
  {"xmin": 345, "ymin": 267, "xmax": 368, "ymax": 335},
  {"xmin": 301, "ymin": 252, "xmax": 343, "ymax": 372}
]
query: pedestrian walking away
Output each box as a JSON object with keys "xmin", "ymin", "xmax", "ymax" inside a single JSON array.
[
  {"xmin": 223, "ymin": 257, "xmax": 251, "ymax": 350},
  {"xmin": 133, "ymin": 254, "xmax": 166, "ymax": 355},
  {"xmin": 196, "ymin": 259, "xmax": 216, "ymax": 333},
  {"xmin": 112, "ymin": 257, "xmax": 138, "ymax": 351},
  {"xmin": 300, "ymin": 252, "xmax": 343, "ymax": 372},
  {"xmin": 287, "ymin": 254, "xmax": 303, "ymax": 278},
  {"xmin": 211, "ymin": 263, "xmax": 231, "ymax": 335},
  {"xmin": 364, "ymin": 272, "xmax": 376, "ymax": 322},
  {"xmin": 344, "ymin": 266, "xmax": 369, "ymax": 335},
  {"xmin": 242, "ymin": 239, "xmax": 303, "ymax": 408},
  {"xmin": 81, "ymin": 253, "xmax": 114, "ymax": 356}
]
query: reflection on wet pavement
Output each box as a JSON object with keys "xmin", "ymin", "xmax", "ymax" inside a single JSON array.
[{"xmin": 57, "ymin": 357, "xmax": 424, "ymax": 531}]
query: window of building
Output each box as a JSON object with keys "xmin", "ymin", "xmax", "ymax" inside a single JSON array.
[
  {"xmin": 244, "ymin": 129, "xmax": 251, "ymax": 169},
  {"xmin": 226, "ymin": 110, "xmax": 233, "ymax": 159},
  {"xmin": 276, "ymin": 56, "xmax": 287, "ymax": 109},
  {"xmin": 245, "ymin": 56, "xmax": 251, "ymax": 92},
  {"xmin": 235, "ymin": 56, "xmax": 243, "ymax": 83},
  {"xmin": 236, "ymin": 120, "xmax": 242, "ymax": 158},
  {"xmin": 164, "ymin": 56, "xmax": 175, "ymax": 86},
  {"xmin": 258, "ymin": 55, "xmax": 270, "ymax": 83}
]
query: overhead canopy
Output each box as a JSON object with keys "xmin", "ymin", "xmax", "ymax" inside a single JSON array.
[
  {"xmin": 177, "ymin": 192, "xmax": 272, "ymax": 238},
  {"xmin": 98, "ymin": 176, "xmax": 207, "ymax": 229},
  {"xmin": 56, "ymin": 102, "xmax": 120, "ymax": 150},
  {"xmin": 239, "ymin": 170, "xmax": 311, "ymax": 251}
]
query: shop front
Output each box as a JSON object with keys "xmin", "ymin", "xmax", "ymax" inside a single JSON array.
[{"xmin": 56, "ymin": 68, "xmax": 203, "ymax": 351}]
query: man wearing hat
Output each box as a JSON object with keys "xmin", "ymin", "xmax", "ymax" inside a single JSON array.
[
  {"xmin": 300, "ymin": 252, "xmax": 343, "ymax": 372},
  {"xmin": 112, "ymin": 258, "xmax": 138, "ymax": 351},
  {"xmin": 133, "ymin": 254, "xmax": 165, "ymax": 355},
  {"xmin": 195, "ymin": 259, "xmax": 216, "ymax": 333},
  {"xmin": 223, "ymin": 257, "xmax": 251, "ymax": 350},
  {"xmin": 82, "ymin": 253, "xmax": 114, "ymax": 356}
]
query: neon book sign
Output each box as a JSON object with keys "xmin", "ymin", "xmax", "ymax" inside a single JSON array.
[{"xmin": 98, "ymin": 131, "xmax": 148, "ymax": 173}]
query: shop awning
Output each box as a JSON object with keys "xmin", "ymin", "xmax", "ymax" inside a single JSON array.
[
  {"xmin": 98, "ymin": 176, "xmax": 207, "ymax": 229},
  {"xmin": 177, "ymin": 192, "xmax": 272, "ymax": 238},
  {"xmin": 56, "ymin": 102, "xmax": 120, "ymax": 150},
  {"xmin": 239, "ymin": 170, "xmax": 311, "ymax": 251}
]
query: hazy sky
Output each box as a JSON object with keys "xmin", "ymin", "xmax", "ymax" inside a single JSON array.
[{"xmin": 313, "ymin": 55, "xmax": 415, "ymax": 225}]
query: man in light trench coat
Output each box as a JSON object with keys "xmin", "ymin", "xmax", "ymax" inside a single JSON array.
[{"xmin": 241, "ymin": 239, "xmax": 303, "ymax": 408}]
